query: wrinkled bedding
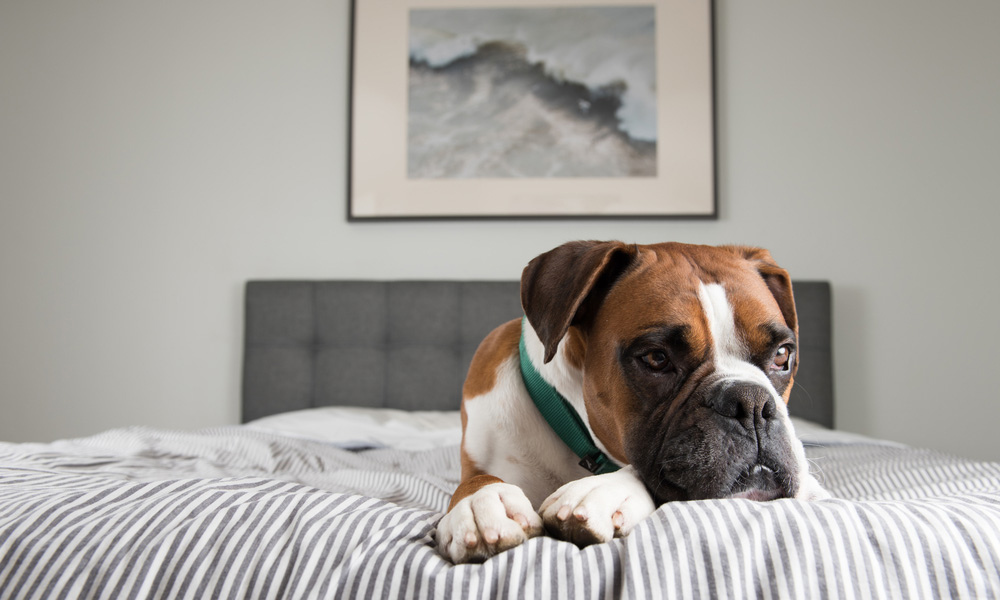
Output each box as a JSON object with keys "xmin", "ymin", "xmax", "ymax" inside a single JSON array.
[{"xmin": 2, "ymin": 424, "xmax": 1000, "ymax": 599}]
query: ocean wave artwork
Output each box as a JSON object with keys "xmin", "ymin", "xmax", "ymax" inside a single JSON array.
[{"xmin": 407, "ymin": 6, "xmax": 657, "ymax": 179}]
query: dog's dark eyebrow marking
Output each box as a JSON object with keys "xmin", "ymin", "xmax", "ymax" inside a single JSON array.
[
  {"xmin": 630, "ymin": 324, "xmax": 691, "ymax": 349},
  {"xmin": 760, "ymin": 323, "xmax": 796, "ymax": 347}
]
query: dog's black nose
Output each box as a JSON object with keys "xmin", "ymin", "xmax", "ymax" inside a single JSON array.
[{"xmin": 708, "ymin": 381, "xmax": 776, "ymax": 427}]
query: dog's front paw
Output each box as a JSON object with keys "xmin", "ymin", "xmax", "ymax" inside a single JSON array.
[
  {"xmin": 796, "ymin": 472, "xmax": 832, "ymax": 501},
  {"xmin": 436, "ymin": 483, "xmax": 543, "ymax": 563},
  {"xmin": 540, "ymin": 467, "xmax": 656, "ymax": 547}
]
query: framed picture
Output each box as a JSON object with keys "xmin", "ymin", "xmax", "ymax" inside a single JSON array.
[{"xmin": 348, "ymin": 0, "xmax": 716, "ymax": 220}]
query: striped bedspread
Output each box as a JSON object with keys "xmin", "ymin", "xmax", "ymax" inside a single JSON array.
[{"xmin": 2, "ymin": 425, "xmax": 1000, "ymax": 599}]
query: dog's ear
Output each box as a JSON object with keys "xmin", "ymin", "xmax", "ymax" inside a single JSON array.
[
  {"xmin": 723, "ymin": 246, "xmax": 798, "ymax": 335},
  {"xmin": 521, "ymin": 240, "xmax": 638, "ymax": 363}
]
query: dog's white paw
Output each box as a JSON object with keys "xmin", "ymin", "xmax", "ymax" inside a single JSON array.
[
  {"xmin": 436, "ymin": 482, "xmax": 543, "ymax": 563},
  {"xmin": 796, "ymin": 472, "xmax": 832, "ymax": 501},
  {"xmin": 540, "ymin": 467, "xmax": 656, "ymax": 546}
]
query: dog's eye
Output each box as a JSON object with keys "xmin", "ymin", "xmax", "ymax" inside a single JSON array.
[
  {"xmin": 641, "ymin": 351, "xmax": 670, "ymax": 371},
  {"xmin": 771, "ymin": 345, "xmax": 793, "ymax": 371}
]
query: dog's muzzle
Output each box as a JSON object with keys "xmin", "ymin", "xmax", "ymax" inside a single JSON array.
[{"xmin": 630, "ymin": 379, "xmax": 800, "ymax": 504}]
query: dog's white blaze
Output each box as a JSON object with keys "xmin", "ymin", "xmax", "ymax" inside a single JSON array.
[
  {"xmin": 698, "ymin": 282, "xmax": 819, "ymax": 497},
  {"xmin": 698, "ymin": 282, "xmax": 743, "ymax": 361},
  {"xmin": 697, "ymin": 282, "xmax": 776, "ymax": 393}
]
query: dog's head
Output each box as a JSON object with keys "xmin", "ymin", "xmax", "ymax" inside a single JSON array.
[{"xmin": 521, "ymin": 240, "xmax": 808, "ymax": 503}]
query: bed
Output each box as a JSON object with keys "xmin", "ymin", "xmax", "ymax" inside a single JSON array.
[{"xmin": 2, "ymin": 280, "xmax": 999, "ymax": 599}]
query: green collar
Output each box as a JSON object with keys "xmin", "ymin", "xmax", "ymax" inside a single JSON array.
[{"xmin": 518, "ymin": 317, "xmax": 620, "ymax": 475}]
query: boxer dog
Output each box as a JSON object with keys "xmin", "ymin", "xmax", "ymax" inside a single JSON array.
[{"xmin": 437, "ymin": 241, "xmax": 828, "ymax": 564}]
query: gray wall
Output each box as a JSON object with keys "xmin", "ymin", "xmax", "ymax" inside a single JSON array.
[{"xmin": 1, "ymin": 1, "xmax": 998, "ymax": 460}]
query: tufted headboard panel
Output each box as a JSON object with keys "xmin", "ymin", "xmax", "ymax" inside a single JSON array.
[{"xmin": 242, "ymin": 280, "xmax": 834, "ymax": 427}]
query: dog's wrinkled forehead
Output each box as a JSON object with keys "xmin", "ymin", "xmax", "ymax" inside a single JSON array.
[
  {"xmin": 591, "ymin": 248, "xmax": 794, "ymax": 385},
  {"xmin": 595, "ymin": 245, "xmax": 790, "ymax": 346},
  {"xmin": 519, "ymin": 241, "xmax": 797, "ymax": 382}
]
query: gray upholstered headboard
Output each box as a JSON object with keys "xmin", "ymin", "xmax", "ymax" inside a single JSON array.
[{"xmin": 242, "ymin": 281, "xmax": 834, "ymax": 428}]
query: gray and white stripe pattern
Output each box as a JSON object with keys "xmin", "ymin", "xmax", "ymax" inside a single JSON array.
[{"xmin": 2, "ymin": 426, "xmax": 1000, "ymax": 598}]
